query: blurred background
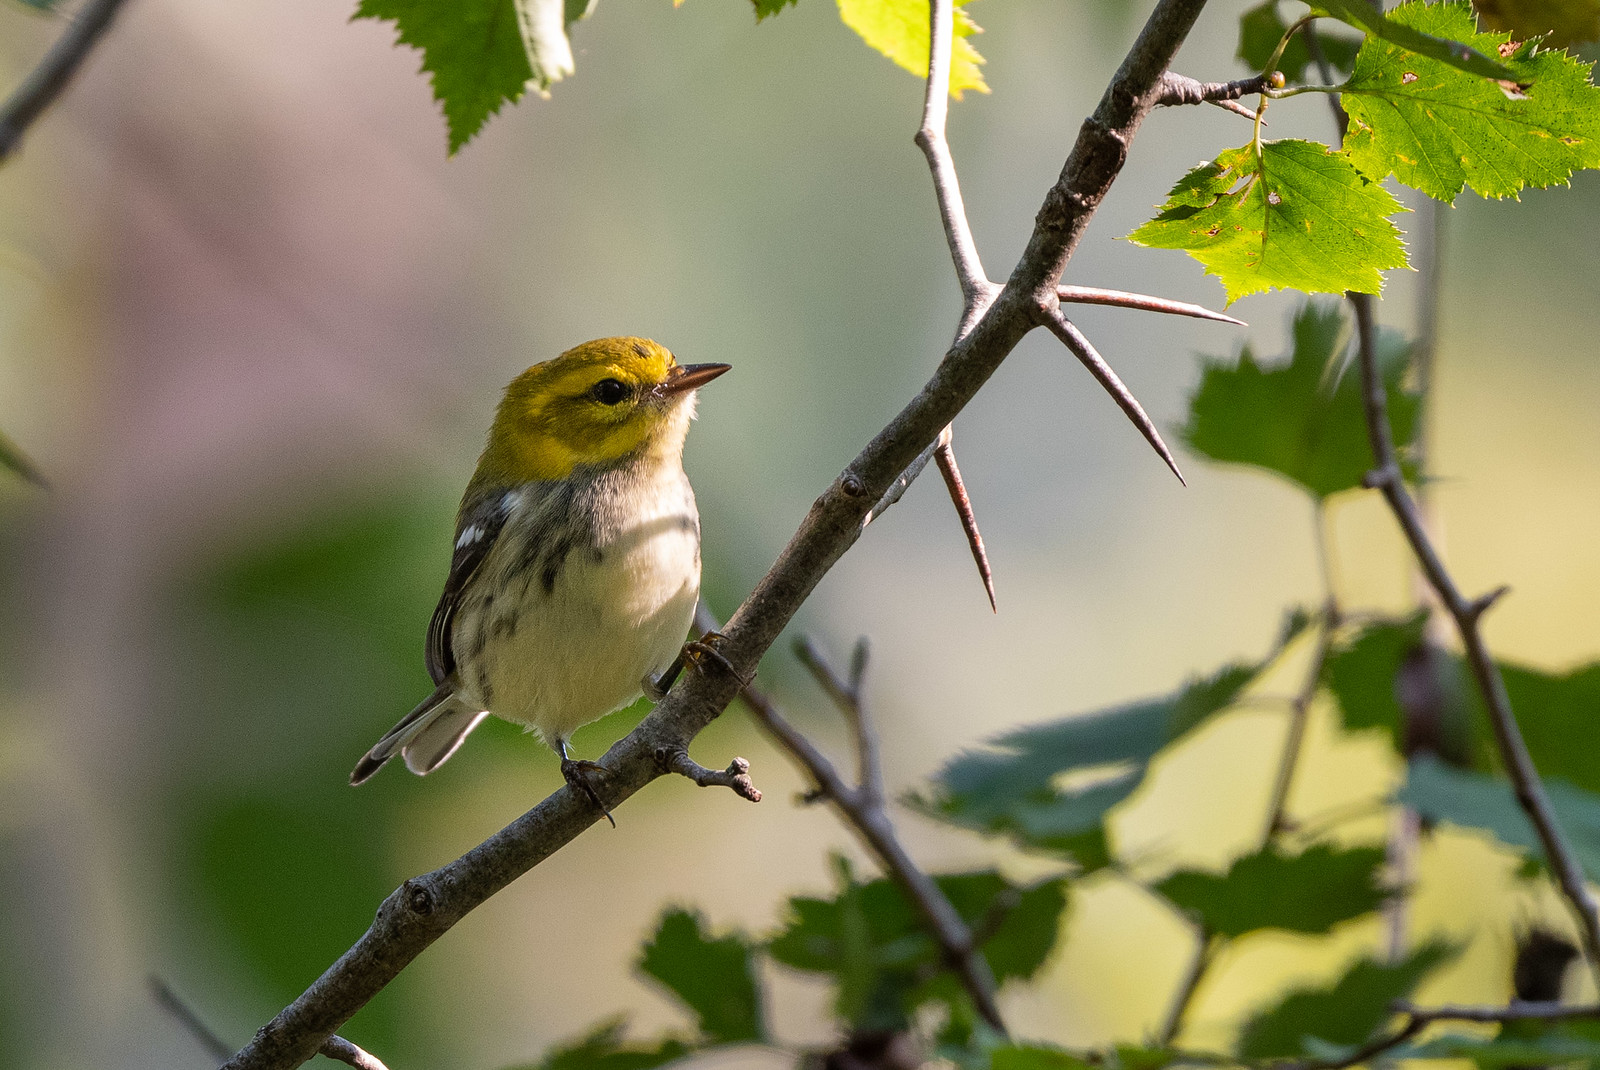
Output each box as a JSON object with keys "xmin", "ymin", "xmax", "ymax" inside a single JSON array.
[{"xmin": 2, "ymin": 0, "xmax": 1598, "ymax": 1065}]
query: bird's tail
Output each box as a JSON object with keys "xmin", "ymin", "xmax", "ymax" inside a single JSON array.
[{"xmin": 350, "ymin": 683, "xmax": 490, "ymax": 785}]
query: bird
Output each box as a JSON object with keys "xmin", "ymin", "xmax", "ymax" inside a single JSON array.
[{"xmin": 350, "ymin": 337, "xmax": 730, "ymax": 819}]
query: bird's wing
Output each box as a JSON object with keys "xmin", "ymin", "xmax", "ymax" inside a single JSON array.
[{"xmin": 425, "ymin": 489, "xmax": 518, "ymax": 685}]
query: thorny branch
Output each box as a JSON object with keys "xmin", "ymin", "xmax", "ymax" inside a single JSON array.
[
  {"xmin": 0, "ymin": 0, "xmax": 132, "ymax": 163},
  {"xmin": 1349, "ymin": 292, "xmax": 1600, "ymax": 985},
  {"xmin": 222, "ymin": 0, "xmax": 1216, "ymax": 1060}
]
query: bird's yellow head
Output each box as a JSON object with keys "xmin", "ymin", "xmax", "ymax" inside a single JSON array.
[{"xmin": 473, "ymin": 337, "xmax": 729, "ymax": 486}]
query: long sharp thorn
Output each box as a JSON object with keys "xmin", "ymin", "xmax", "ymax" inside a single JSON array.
[
  {"xmin": 1057, "ymin": 285, "xmax": 1246, "ymax": 326},
  {"xmin": 1209, "ymin": 98, "xmax": 1260, "ymax": 121},
  {"xmin": 934, "ymin": 430, "xmax": 997, "ymax": 612},
  {"xmin": 1048, "ymin": 314, "xmax": 1187, "ymax": 486}
]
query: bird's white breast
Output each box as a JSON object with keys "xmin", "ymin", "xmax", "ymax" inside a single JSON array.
[{"xmin": 456, "ymin": 464, "xmax": 702, "ymax": 744}]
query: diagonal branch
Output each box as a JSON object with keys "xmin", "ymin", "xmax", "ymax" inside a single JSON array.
[
  {"xmin": 222, "ymin": 0, "xmax": 1213, "ymax": 1061},
  {"xmin": 0, "ymin": 0, "xmax": 132, "ymax": 163},
  {"xmin": 1349, "ymin": 292, "xmax": 1600, "ymax": 985},
  {"xmin": 1040, "ymin": 306, "xmax": 1186, "ymax": 484}
]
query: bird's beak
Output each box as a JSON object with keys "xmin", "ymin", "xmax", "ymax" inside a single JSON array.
[{"xmin": 655, "ymin": 362, "xmax": 731, "ymax": 399}]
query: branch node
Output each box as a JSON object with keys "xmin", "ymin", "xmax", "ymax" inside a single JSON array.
[
  {"xmin": 1363, "ymin": 464, "xmax": 1402, "ymax": 489},
  {"xmin": 840, "ymin": 472, "xmax": 868, "ymax": 498},
  {"xmin": 659, "ymin": 747, "xmax": 763, "ymax": 802},
  {"xmin": 1466, "ymin": 584, "xmax": 1512, "ymax": 623},
  {"xmin": 404, "ymin": 881, "xmax": 434, "ymax": 916}
]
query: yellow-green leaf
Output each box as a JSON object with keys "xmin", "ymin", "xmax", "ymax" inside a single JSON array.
[
  {"xmin": 836, "ymin": 0, "xmax": 988, "ymax": 98},
  {"xmin": 1127, "ymin": 139, "xmax": 1409, "ymax": 303},
  {"xmin": 1342, "ymin": 0, "xmax": 1600, "ymax": 201}
]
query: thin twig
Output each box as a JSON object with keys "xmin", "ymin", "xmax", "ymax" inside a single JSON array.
[
  {"xmin": 222, "ymin": 0, "xmax": 1214, "ymax": 1058},
  {"xmin": 151, "ymin": 977, "xmax": 231, "ymax": 1060},
  {"xmin": 0, "ymin": 0, "xmax": 132, "ymax": 163},
  {"xmin": 933, "ymin": 429, "xmax": 997, "ymax": 611},
  {"xmin": 1159, "ymin": 929, "xmax": 1218, "ymax": 1045},
  {"xmin": 1057, "ymin": 285, "xmax": 1245, "ymax": 325},
  {"xmin": 1397, "ymin": 1000, "xmax": 1600, "ymax": 1024},
  {"xmin": 150, "ymin": 977, "xmax": 391, "ymax": 1070},
  {"xmin": 915, "ymin": 0, "xmax": 990, "ymax": 304},
  {"xmin": 1349, "ymin": 293, "xmax": 1600, "ymax": 986},
  {"xmin": 794, "ymin": 634, "xmax": 883, "ymax": 801},
  {"xmin": 657, "ymin": 748, "xmax": 763, "ymax": 802},
  {"xmin": 1262, "ymin": 598, "xmax": 1337, "ymax": 844},
  {"xmin": 1153, "ymin": 71, "xmax": 1272, "ymax": 106},
  {"xmin": 1295, "ymin": 1000, "xmax": 1600, "ymax": 1070},
  {"xmin": 1039, "ymin": 306, "xmax": 1186, "ymax": 485},
  {"xmin": 701, "ymin": 606, "xmax": 1008, "ymax": 1033}
]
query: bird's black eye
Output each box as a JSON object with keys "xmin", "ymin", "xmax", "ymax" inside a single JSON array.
[{"xmin": 591, "ymin": 378, "xmax": 630, "ymax": 405}]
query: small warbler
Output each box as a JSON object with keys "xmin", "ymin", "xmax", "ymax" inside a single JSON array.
[{"xmin": 351, "ymin": 337, "xmax": 729, "ymax": 811}]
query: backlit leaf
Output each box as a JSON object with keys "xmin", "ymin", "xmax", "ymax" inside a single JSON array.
[
  {"xmin": 1156, "ymin": 844, "xmax": 1388, "ymax": 937},
  {"xmin": 768, "ymin": 864, "xmax": 1067, "ymax": 1028},
  {"xmin": 1398, "ymin": 756, "xmax": 1600, "ymax": 881},
  {"xmin": 511, "ymin": 1019, "xmax": 692, "ymax": 1070},
  {"xmin": 1183, "ymin": 300, "xmax": 1419, "ymax": 498},
  {"xmin": 356, "ymin": 0, "xmax": 591, "ymax": 154},
  {"xmin": 1342, "ymin": 0, "xmax": 1600, "ymax": 200},
  {"xmin": 917, "ymin": 662, "xmax": 1262, "ymax": 864},
  {"xmin": 1316, "ymin": 0, "xmax": 1513, "ymax": 79},
  {"xmin": 1237, "ymin": 941, "xmax": 1457, "ymax": 1057},
  {"xmin": 836, "ymin": 0, "xmax": 988, "ymax": 98},
  {"xmin": 1239, "ymin": 1, "xmax": 1360, "ymax": 81},
  {"xmin": 639, "ymin": 909, "xmax": 765, "ymax": 1044},
  {"xmin": 1127, "ymin": 140, "xmax": 1408, "ymax": 303}
]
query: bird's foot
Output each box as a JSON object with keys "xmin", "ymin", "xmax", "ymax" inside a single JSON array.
[
  {"xmin": 683, "ymin": 631, "xmax": 753, "ymax": 686},
  {"xmin": 560, "ymin": 758, "xmax": 616, "ymax": 828},
  {"xmin": 644, "ymin": 632, "xmax": 751, "ymax": 700}
]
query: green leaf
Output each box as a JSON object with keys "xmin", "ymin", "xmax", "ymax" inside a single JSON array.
[
  {"xmin": 1183, "ymin": 300, "xmax": 1418, "ymax": 498},
  {"xmin": 1315, "ymin": 0, "xmax": 1513, "ymax": 80},
  {"xmin": 638, "ymin": 909, "xmax": 765, "ymax": 1044},
  {"xmin": 990, "ymin": 1048, "xmax": 1098, "ymax": 1070},
  {"xmin": 0, "ymin": 428, "xmax": 46, "ymax": 488},
  {"xmin": 1504, "ymin": 661, "xmax": 1600, "ymax": 795},
  {"xmin": 1239, "ymin": 1, "xmax": 1360, "ymax": 82},
  {"xmin": 916, "ymin": 661, "xmax": 1261, "ymax": 863},
  {"xmin": 767, "ymin": 864, "xmax": 1067, "ymax": 1028},
  {"xmin": 1475, "ymin": 0, "xmax": 1600, "ymax": 49},
  {"xmin": 1156, "ymin": 844, "xmax": 1388, "ymax": 937},
  {"xmin": 355, "ymin": 0, "xmax": 588, "ymax": 154},
  {"xmin": 1342, "ymin": 1, "xmax": 1600, "ymax": 200},
  {"xmin": 836, "ymin": 0, "xmax": 988, "ymax": 98},
  {"xmin": 1127, "ymin": 140, "xmax": 1408, "ymax": 303},
  {"xmin": 511, "ymin": 1018, "xmax": 693, "ymax": 1070},
  {"xmin": 751, "ymin": 0, "xmax": 798, "ymax": 18},
  {"xmin": 1398, "ymin": 756, "xmax": 1600, "ymax": 881},
  {"xmin": 1400, "ymin": 1028, "xmax": 1600, "ymax": 1066},
  {"xmin": 1237, "ymin": 941, "xmax": 1457, "ymax": 1058}
]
